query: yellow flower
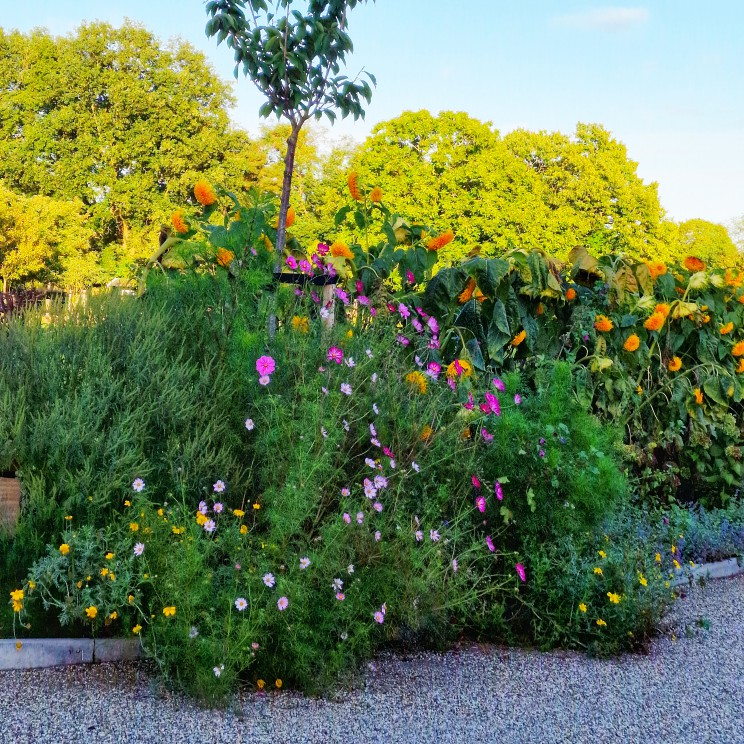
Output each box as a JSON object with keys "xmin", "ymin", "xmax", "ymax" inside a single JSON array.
[
  {"xmin": 593, "ymin": 567, "xmax": 603, "ymax": 575},
  {"xmin": 420, "ymin": 425, "xmax": 434, "ymax": 442},
  {"xmin": 607, "ymin": 592, "xmax": 622, "ymax": 604},
  {"xmin": 693, "ymin": 388, "xmax": 703, "ymax": 405},
  {"xmin": 623, "ymin": 334, "xmax": 640, "ymax": 352},
  {"xmin": 370, "ymin": 186, "xmax": 383, "ymax": 203},
  {"xmin": 598, "ymin": 550, "xmax": 606, "ymax": 559},
  {"xmin": 256, "ymin": 679, "xmax": 265, "ymax": 690},
  {"xmin": 132, "ymin": 624, "xmax": 142, "ymax": 635},
  {"xmin": 129, "ymin": 523, "xmax": 139, "ymax": 532},
  {"xmin": 275, "ymin": 679, "xmax": 283, "ymax": 689},
  {"xmin": 655, "ymin": 552, "xmax": 662, "ymax": 563},
  {"xmin": 59, "ymin": 543, "xmax": 70, "ymax": 555},
  {"xmin": 646, "ymin": 261, "xmax": 667, "ymax": 280},
  {"xmin": 636, "ymin": 385, "xmax": 643, "ymax": 395},
  {"xmin": 27, "ymin": 580, "xmax": 35, "ymax": 591},
  {"xmin": 100, "ymin": 567, "xmax": 109, "ymax": 577},
  {"xmin": 109, "ymin": 573, "xmax": 116, "ymax": 582},
  {"xmin": 85, "ymin": 606, "xmax": 98, "ymax": 620},
  {"xmin": 596, "ymin": 618, "xmax": 607, "ymax": 627},
  {"xmin": 737, "ymin": 358, "xmax": 744, "ymax": 374},
  {"xmin": 732, "ymin": 341, "xmax": 744, "ymax": 357},
  {"xmin": 105, "ymin": 552, "xmax": 114, "ymax": 561},
  {"xmin": 405, "ymin": 371, "xmax": 428, "ymax": 394},
  {"xmin": 128, "ymin": 595, "xmax": 135, "ymax": 604},
  {"xmin": 291, "ymin": 316, "xmax": 310, "ymax": 334},
  {"xmin": 10, "ymin": 589, "xmax": 24, "ymax": 602},
  {"xmin": 76, "ymin": 580, "xmax": 83, "ymax": 589},
  {"xmin": 240, "ymin": 524, "xmax": 248, "ymax": 535},
  {"xmin": 233, "ymin": 509, "xmax": 245, "ymax": 518},
  {"xmin": 171, "ymin": 210, "xmax": 188, "ymax": 234},
  {"xmin": 673, "ymin": 559, "xmax": 681, "ymax": 570},
  {"xmin": 720, "ymin": 322, "xmax": 734, "ymax": 335},
  {"xmin": 109, "ymin": 612, "xmax": 118, "ymax": 621},
  {"xmin": 347, "ymin": 171, "xmax": 362, "ymax": 201},
  {"xmin": 253, "ymin": 503, "xmax": 261, "ymax": 510},
  {"xmin": 594, "ymin": 315, "xmax": 613, "ymax": 333},
  {"xmin": 644, "ymin": 312, "xmax": 665, "ymax": 332},
  {"xmin": 668, "ymin": 356, "xmax": 682, "ymax": 372},
  {"xmin": 654, "ymin": 303, "xmax": 671, "ymax": 318},
  {"xmin": 346, "ymin": 329, "xmax": 354, "ymax": 338},
  {"xmin": 157, "ymin": 508, "xmax": 165, "ymax": 517},
  {"xmin": 216, "ymin": 248, "xmax": 235, "ymax": 268},
  {"xmin": 426, "ymin": 228, "xmax": 455, "ymax": 251},
  {"xmin": 578, "ymin": 602, "xmax": 587, "ymax": 613},
  {"xmin": 64, "ymin": 515, "xmax": 73, "ymax": 521},
  {"xmin": 163, "ymin": 606, "xmax": 176, "ymax": 617},
  {"xmin": 12, "ymin": 600, "xmax": 23, "ymax": 613},
  {"xmin": 511, "ymin": 330, "xmax": 527, "ymax": 347},
  {"xmin": 196, "ymin": 512, "xmax": 208, "ymax": 526},
  {"xmin": 124, "ymin": 500, "xmax": 131, "ymax": 507},
  {"xmin": 194, "ymin": 179, "xmax": 217, "ymax": 206},
  {"xmin": 445, "ymin": 359, "xmax": 472, "ymax": 379},
  {"xmin": 171, "ymin": 526, "xmax": 185, "ymax": 534},
  {"xmin": 639, "ymin": 574, "xmax": 648, "ymax": 587},
  {"xmin": 330, "ymin": 241, "xmax": 354, "ymax": 260}
]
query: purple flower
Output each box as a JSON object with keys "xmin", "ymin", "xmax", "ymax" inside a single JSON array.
[
  {"xmin": 277, "ymin": 596, "xmax": 289, "ymax": 611},
  {"xmin": 484, "ymin": 391, "xmax": 501, "ymax": 416},
  {"xmin": 515, "ymin": 563, "xmax": 526, "ymax": 582},
  {"xmin": 341, "ymin": 487, "xmax": 350, "ymax": 497},
  {"xmin": 204, "ymin": 519, "xmax": 216, "ymax": 533},
  {"xmin": 340, "ymin": 382, "xmax": 352, "ymax": 396},
  {"xmin": 492, "ymin": 377, "xmax": 505, "ymax": 391},
  {"xmin": 133, "ymin": 542, "xmax": 145, "ymax": 557},
  {"xmin": 539, "ymin": 449, "xmax": 545, "ymax": 458},
  {"xmin": 356, "ymin": 512, "xmax": 364, "ymax": 525},
  {"xmin": 486, "ymin": 535, "xmax": 495, "ymax": 552},
  {"xmin": 514, "ymin": 394, "xmax": 522, "ymax": 405},
  {"xmin": 374, "ymin": 610, "xmax": 385, "ymax": 624},
  {"xmin": 415, "ymin": 530, "xmax": 423, "ymax": 542},
  {"xmin": 427, "ymin": 317, "xmax": 439, "ymax": 335},
  {"xmin": 476, "ymin": 496, "xmax": 486, "ymax": 513},
  {"xmin": 398, "ymin": 303, "xmax": 410, "ymax": 319},
  {"xmin": 373, "ymin": 501, "xmax": 383, "ymax": 512},
  {"xmin": 495, "ymin": 481, "xmax": 504, "ymax": 501},
  {"xmin": 430, "ymin": 529, "xmax": 441, "ymax": 542},
  {"xmin": 406, "ymin": 270, "xmax": 415, "ymax": 284},
  {"xmin": 263, "ymin": 573, "xmax": 275, "ymax": 588},
  {"xmin": 396, "ymin": 335, "xmax": 410, "ymax": 347},
  {"xmin": 411, "ymin": 318, "xmax": 423, "ymax": 333},
  {"xmin": 327, "ymin": 347, "xmax": 344, "ymax": 364},
  {"xmin": 343, "ymin": 513, "xmax": 351, "ymax": 524},
  {"xmin": 481, "ymin": 428, "xmax": 494, "ymax": 443},
  {"xmin": 375, "ymin": 530, "xmax": 381, "ymax": 542},
  {"xmin": 335, "ymin": 288, "xmax": 350, "ymax": 305},
  {"xmin": 213, "ymin": 481, "xmax": 226, "ymax": 493},
  {"xmin": 213, "ymin": 502, "xmax": 223, "ymax": 513},
  {"xmin": 285, "ymin": 255, "xmax": 298, "ymax": 270},
  {"xmin": 426, "ymin": 362, "xmax": 441, "ymax": 379}
]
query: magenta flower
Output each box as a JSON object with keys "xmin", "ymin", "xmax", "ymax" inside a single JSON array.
[
  {"xmin": 492, "ymin": 377, "xmax": 505, "ymax": 392},
  {"xmin": 484, "ymin": 391, "xmax": 501, "ymax": 416},
  {"xmin": 426, "ymin": 362, "xmax": 441, "ymax": 379},
  {"xmin": 327, "ymin": 346, "xmax": 344, "ymax": 364},
  {"xmin": 430, "ymin": 529, "xmax": 441, "ymax": 542},
  {"xmin": 464, "ymin": 393, "xmax": 475, "ymax": 411},
  {"xmin": 514, "ymin": 393, "xmax": 522, "ymax": 405},
  {"xmin": 396, "ymin": 335, "xmax": 410, "ymax": 347},
  {"xmin": 476, "ymin": 495, "xmax": 486, "ymax": 513},
  {"xmin": 427, "ymin": 317, "xmax": 439, "ymax": 335},
  {"xmin": 343, "ymin": 512, "xmax": 351, "ymax": 524},
  {"xmin": 336, "ymin": 592, "xmax": 345, "ymax": 601},
  {"xmin": 285, "ymin": 255, "xmax": 298, "ymax": 270},
  {"xmin": 398, "ymin": 303, "xmax": 410, "ymax": 319},
  {"xmin": 375, "ymin": 530, "xmax": 381, "ymax": 542},
  {"xmin": 374, "ymin": 611, "xmax": 385, "ymax": 624},
  {"xmin": 299, "ymin": 259, "xmax": 312, "ymax": 274},
  {"xmin": 486, "ymin": 535, "xmax": 495, "ymax": 552},
  {"xmin": 495, "ymin": 481, "xmax": 504, "ymax": 501},
  {"xmin": 411, "ymin": 318, "xmax": 423, "ymax": 333},
  {"xmin": 335, "ymin": 288, "xmax": 349, "ymax": 305},
  {"xmin": 481, "ymin": 428, "xmax": 494, "ymax": 443},
  {"xmin": 317, "ymin": 242, "xmax": 329, "ymax": 256},
  {"xmin": 256, "ymin": 356, "xmax": 276, "ymax": 376},
  {"xmin": 258, "ymin": 375, "xmax": 271, "ymax": 386},
  {"xmin": 515, "ymin": 563, "xmax": 526, "ymax": 582},
  {"xmin": 277, "ymin": 596, "xmax": 289, "ymax": 611},
  {"xmin": 406, "ymin": 270, "xmax": 415, "ymax": 284},
  {"xmin": 471, "ymin": 475, "xmax": 482, "ymax": 489}
]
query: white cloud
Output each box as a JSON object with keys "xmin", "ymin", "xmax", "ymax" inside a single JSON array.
[{"xmin": 552, "ymin": 7, "xmax": 650, "ymax": 32}]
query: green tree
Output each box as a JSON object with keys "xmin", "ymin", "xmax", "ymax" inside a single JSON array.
[
  {"xmin": 673, "ymin": 218, "xmax": 741, "ymax": 268},
  {"xmin": 204, "ymin": 0, "xmax": 375, "ymax": 278},
  {"xmin": 0, "ymin": 182, "xmax": 93, "ymax": 291},
  {"xmin": 0, "ymin": 22, "xmax": 258, "ymax": 277}
]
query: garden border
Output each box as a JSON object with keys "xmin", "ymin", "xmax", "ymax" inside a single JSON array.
[{"xmin": 1, "ymin": 557, "xmax": 741, "ymax": 671}]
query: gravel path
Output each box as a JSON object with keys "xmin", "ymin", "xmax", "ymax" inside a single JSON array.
[{"xmin": 1, "ymin": 576, "xmax": 742, "ymax": 744}]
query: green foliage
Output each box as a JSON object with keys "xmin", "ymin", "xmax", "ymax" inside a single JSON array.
[{"xmin": 673, "ymin": 219, "xmax": 741, "ymax": 269}]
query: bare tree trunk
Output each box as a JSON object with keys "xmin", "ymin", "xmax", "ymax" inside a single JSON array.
[{"xmin": 268, "ymin": 122, "xmax": 301, "ymax": 340}]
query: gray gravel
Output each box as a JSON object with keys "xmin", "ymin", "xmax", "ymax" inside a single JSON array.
[{"xmin": 1, "ymin": 576, "xmax": 742, "ymax": 744}]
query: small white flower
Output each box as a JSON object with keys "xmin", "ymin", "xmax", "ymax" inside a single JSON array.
[
  {"xmin": 340, "ymin": 382, "xmax": 352, "ymax": 395},
  {"xmin": 365, "ymin": 457, "xmax": 377, "ymax": 469},
  {"xmin": 343, "ymin": 420, "xmax": 350, "ymax": 432},
  {"xmin": 203, "ymin": 519, "xmax": 216, "ymax": 533},
  {"xmin": 321, "ymin": 427, "xmax": 328, "ymax": 438},
  {"xmin": 340, "ymin": 631, "xmax": 349, "ymax": 640},
  {"xmin": 245, "ymin": 418, "xmax": 255, "ymax": 431},
  {"xmin": 213, "ymin": 480, "xmax": 226, "ymax": 493},
  {"xmin": 412, "ymin": 461, "xmax": 420, "ymax": 473},
  {"xmin": 234, "ymin": 597, "xmax": 248, "ymax": 611},
  {"xmin": 189, "ymin": 626, "xmax": 199, "ymax": 638},
  {"xmin": 133, "ymin": 542, "xmax": 145, "ymax": 557},
  {"xmin": 213, "ymin": 665, "xmax": 224, "ymax": 678},
  {"xmin": 415, "ymin": 530, "xmax": 423, "ymax": 541},
  {"xmin": 374, "ymin": 530, "xmax": 381, "ymax": 542},
  {"xmin": 299, "ymin": 557, "xmax": 311, "ymax": 569},
  {"xmin": 366, "ymin": 348, "xmax": 373, "ymax": 359},
  {"xmin": 321, "ymin": 386, "xmax": 329, "ymax": 395},
  {"xmin": 347, "ymin": 564, "xmax": 355, "ymax": 574},
  {"xmin": 263, "ymin": 573, "xmax": 275, "ymax": 588},
  {"xmin": 345, "ymin": 357, "xmax": 356, "ymax": 368},
  {"xmin": 332, "ymin": 578, "xmax": 343, "ymax": 591},
  {"xmin": 132, "ymin": 478, "xmax": 145, "ymax": 492},
  {"xmin": 370, "ymin": 423, "xmax": 377, "ymax": 437},
  {"xmin": 320, "ymin": 307, "xmax": 331, "ymax": 319}
]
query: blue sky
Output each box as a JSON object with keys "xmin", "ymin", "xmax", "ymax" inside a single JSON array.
[{"xmin": 2, "ymin": 1, "xmax": 743, "ymax": 228}]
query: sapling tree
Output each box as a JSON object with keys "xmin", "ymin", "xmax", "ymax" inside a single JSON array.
[{"xmin": 205, "ymin": 0, "xmax": 375, "ymax": 277}]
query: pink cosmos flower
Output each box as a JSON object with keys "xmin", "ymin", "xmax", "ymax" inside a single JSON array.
[
  {"xmin": 481, "ymin": 428, "xmax": 494, "ymax": 443},
  {"xmin": 256, "ymin": 355, "xmax": 276, "ymax": 376},
  {"xmin": 327, "ymin": 347, "xmax": 344, "ymax": 364},
  {"xmin": 374, "ymin": 611, "xmax": 385, "ymax": 624},
  {"xmin": 383, "ymin": 446, "xmax": 395, "ymax": 458},
  {"xmin": 398, "ymin": 303, "xmax": 410, "ymax": 319},
  {"xmin": 373, "ymin": 502, "xmax": 383, "ymax": 512},
  {"xmin": 426, "ymin": 362, "xmax": 441, "ymax": 379},
  {"xmin": 133, "ymin": 542, "xmax": 145, "ymax": 557},
  {"xmin": 471, "ymin": 475, "xmax": 482, "ymax": 489},
  {"xmin": 493, "ymin": 377, "xmax": 505, "ymax": 392},
  {"xmin": 343, "ymin": 512, "xmax": 351, "ymax": 524},
  {"xmin": 429, "ymin": 336, "xmax": 440, "ymax": 350},
  {"xmin": 448, "ymin": 378, "xmax": 456, "ymax": 391},
  {"xmin": 204, "ymin": 519, "xmax": 216, "ymax": 533},
  {"xmin": 364, "ymin": 480, "xmax": 377, "ymax": 499},
  {"xmin": 251, "ymin": 642, "xmax": 260, "ymax": 650},
  {"xmin": 396, "ymin": 335, "xmax": 410, "ymax": 347},
  {"xmin": 213, "ymin": 480, "xmax": 226, "ymax": 493},
  {"xmin": 132, "ymin": 478, "xmax": 145, "ymax": 492},
  {"xmin": 415, "ymin": 530, "xmax": 423, "ymax": 542},
  {"xmin": 476, "ymin": 496, "xmax": 486, "ymax": 513},
  {"xmin": 515, "ymin": 563, "xmax": 526, "ymax": 582},
  {"xmin": 427, "ymin": 317, "xmax": 439, "ymax": 335},
  {"xmin": 341, "ymin": 487, "xmax": 350, "ymax": 497},
  {"xmin": 365, "ymin": 458, "xmax": 377, "ymax": 469},
  {"xmin": 371, "ymin": 437, "xmax": 381, "ymax": 448},
  {"xmin": 452, "ymin": 559, "xmax": 458, "ymax": 573},
  {"xmin": 495, "ymin": 481, "xmax": 504, "ymax": 501},
  {"xmin": 258, "ymin": 375, "xmax": 271, "ymax": 386},
  {"xmin": 299, "ymin": 259, "xmax": 312, "ymax": 274},
  {"xmin": 357, "ymin": 511, "xmax": 364, "ymax": 525},
  {"xmin": 300, "ymin": 557, "xmax": 311, "ymax": 569},
  {"xmin": 374, "ymin": 475, "xmax": 388, "ymax": 490},
  {"xmin": 335, "ymin": 288, "xmax": 350, "ymax": 305},
  {"xmin": 285, "ymin": 255, "xmax": 298, "ymax": 270},
  {"xmin": 411, "ymin": 318, "xmax": 423, "ymax": 333},
  {"xmin": 263, "ymin": 573, "xmax": 275, "ymax": 588},
  {"xmin": 213, "ymin": 502, "xmax": 223, "ymax": 513},
  {"xmin": 375, "ymin": 530, "xmax": 381, "ymax": 542},
  {"xmin": 464, "ymin": 393, "xmax": 475, "ymax": 411},
  {"xmin": 198, "ymin": 501, "xmax": 208, "ymax": 515},
  {"xmin": 484, "ymin": 391, "xmax": 501, "ymax": 416},
  {"xmin": 370, "ymin": 423, "xmax": 377, "ymax": 437},
  {"xmin": 336, "ymin": 592, "xmax": 345, "ymax": 601},
  {"xmin": 235, "ymin": 597, "xmax": 248, "ymax": 611},
  {"xmin": 340, "ymin": 383, "xmax": 352, "ymax": 395},
  {"xmin": 430, "ymin": 529, "xmax": 441, "ymax": 542},
  {"xmin": 486, "ymin": 535, "xmax": 495, "ymax": 552},
  {"xmin": 277, "ymin": 596, "xmax": 289, "ymax": 611},
  {"xmin": 245, "ymin": 418, "xmax": 255, "ymax": 430},
  {"xmin": 514, "ymin": 393, "xmax": 522, "ymax": 405},
  {"xmin": 317, "ymin": 242, "xmax": 329, "ymax": 256}
]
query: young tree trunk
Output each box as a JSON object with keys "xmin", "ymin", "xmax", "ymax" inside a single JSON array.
[{"xmin": 268, "ymin": 122, "xmax": 302, "ymax": 339}]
